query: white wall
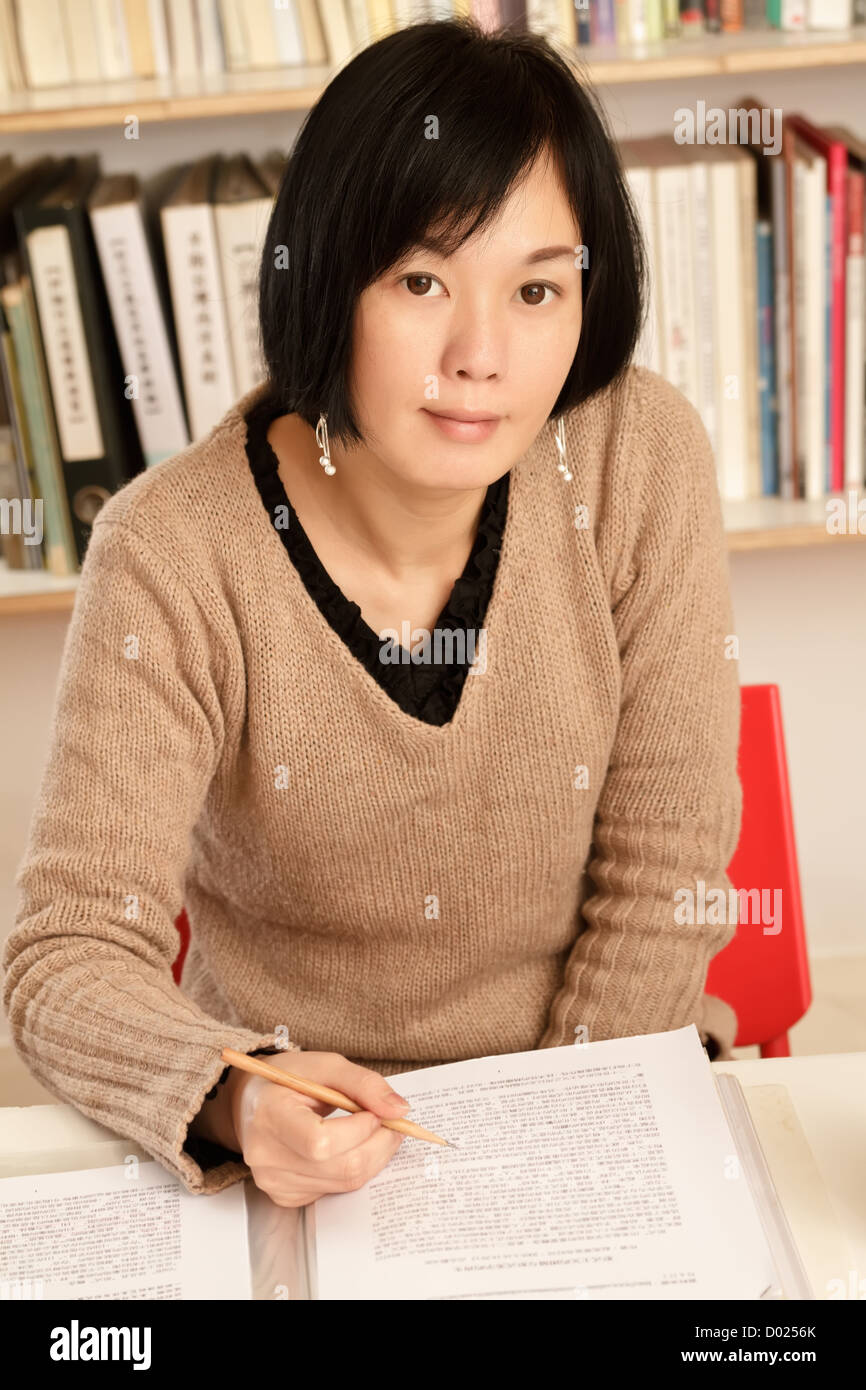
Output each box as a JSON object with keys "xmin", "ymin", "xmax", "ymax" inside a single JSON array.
[
  {"xmin": 728, "ymin": 543, "xmax": 866, "ymax": 961},
  {"xmin": 2, "ymin": 63, "xmax": 865, "ymax": 1046}
]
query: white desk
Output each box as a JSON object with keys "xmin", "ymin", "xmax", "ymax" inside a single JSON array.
[
  {"xmin": 711, "ymin": 1052, "xmax": 866, "ymax": 1299},
  {"xmin": 1, "ymin": 1051, "xmax": 863, "ymax": 1299}
]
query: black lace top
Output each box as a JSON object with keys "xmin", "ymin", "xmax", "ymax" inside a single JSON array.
[{"xmin": 243, "ymin": 392, "xmax": 510, "ymax": 726}]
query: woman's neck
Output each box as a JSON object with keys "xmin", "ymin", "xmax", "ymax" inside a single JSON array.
[{"xmin": 266, "ymin": 411, "xmax": 490, "ymax": 591}]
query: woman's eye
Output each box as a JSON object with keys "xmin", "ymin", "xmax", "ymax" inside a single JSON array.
[
  {"xmin": 402, "ymin": 274, "xmax": 444, "ymax": 297},
  {"xmin": 519, "ymin": 282, "xmax": 558, "ymax": 306}
]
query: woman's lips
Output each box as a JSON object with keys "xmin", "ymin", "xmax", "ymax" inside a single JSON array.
[{"xmin": 421, "ymin": 409, "xmax": 501, "ymax": 443}]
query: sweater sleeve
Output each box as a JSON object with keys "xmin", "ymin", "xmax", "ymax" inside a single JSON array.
[
  {"xmin": 538, "ymin": 371, "xmax": 743, "ymax": 1054},
  {"xmin": 1, "ymin": 511, "xmax": 298, "ymax": 1195}
]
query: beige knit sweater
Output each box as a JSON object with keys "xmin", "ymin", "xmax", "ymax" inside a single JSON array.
[{"xmin": 3, "ymin": 366, "xmax": 742, "ymax": 1197}]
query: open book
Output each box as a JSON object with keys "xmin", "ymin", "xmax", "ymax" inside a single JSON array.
[
  {"xmin": 0, "ymin": 1025, "xmax": 812, "ymax": 1300},
  {"xmin": 0, "ymin": 1158, "xmax": 252, "ymax": 1299},
  {"xmin": 299, "ymin": 1025, "xmax": 812, "ymax": 1300}
]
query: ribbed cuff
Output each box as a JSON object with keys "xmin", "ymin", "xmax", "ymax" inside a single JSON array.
[{"xmin": 184, "ymin": 1044, "xmax": 285, "ymax": 1171}]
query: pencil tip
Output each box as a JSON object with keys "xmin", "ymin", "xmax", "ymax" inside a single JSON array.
[{"xmin": 447, "ymin": 1140, "xmax": 459, "ymax": 1149}]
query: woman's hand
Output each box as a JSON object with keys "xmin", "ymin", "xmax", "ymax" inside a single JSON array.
[{"xmin": 225, "ymin": 1050, "xmax": 410, "ymax": 1207}]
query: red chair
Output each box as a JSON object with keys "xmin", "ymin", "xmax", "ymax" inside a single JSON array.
[
  {"xmin": 706, "ymin": 683, "xmax": 812, "ymax": 1056},
  {"xmin": 172, "ymin": 907, "xmax": 190, "ymax": 985},
  {"xmin": 172, "ymin": 685, "xmax": 812, "ymax": 1057}
]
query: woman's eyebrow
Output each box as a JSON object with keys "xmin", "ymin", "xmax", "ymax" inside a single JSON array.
[
  {"xmin": 399, "ymin": 240, "xmax": 577, "ymax": 265},
  {"xmin": 524, "ymin": 245, "xmax": 576, "ymax": 265}
]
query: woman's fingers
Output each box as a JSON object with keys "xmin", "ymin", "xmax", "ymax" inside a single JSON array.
[
  {"xmin": 233, "ymin": 1050, "xmax": 410, "ymax": 1207},
  {"xmin": 280, "ymin": 1101, "xmax": 382, "ymax": 1161},
  {"xmin": 269, "ymin": 1102, "xmax": 406, "ymax": 1193},
  {"xmin": 288, "ymin": 1050, "xmax": 411, "ymax": 1120}
]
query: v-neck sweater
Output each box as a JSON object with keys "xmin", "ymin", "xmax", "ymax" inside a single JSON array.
[
  {"xmin": 3, "ymin": 366, "xmax": 743, "ymax": 1197},
  {"xmin": 243, "ymin": 389, "xmax": 510, "ymax": 726}
]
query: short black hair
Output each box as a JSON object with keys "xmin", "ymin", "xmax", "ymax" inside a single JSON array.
[{"xmin": 258, "ymin": 18, "xmax": 645, "ymax": 445}]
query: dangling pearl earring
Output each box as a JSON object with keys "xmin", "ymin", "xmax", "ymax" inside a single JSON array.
[
  {"xmin": 316, "ymin": 412, "xmax": 335, "ymax": 475},
  {"xmin": 554, "ymin": 416, "xmax": 572, "ymax": 482}
]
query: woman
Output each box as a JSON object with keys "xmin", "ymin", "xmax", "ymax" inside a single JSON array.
[{"xmin": 3, "ymin": 19, "xmax": 740, "ymax": 1211}]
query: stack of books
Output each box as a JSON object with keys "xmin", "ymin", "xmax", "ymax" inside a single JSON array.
[
  {"xmin": 526, "ymin": 0, "xmax": 864, "ymax": 45},
  {"xmin": 0, "ymin": 152, "xmax": 282, "ymax": 575},
  {"xmin": 1, "ymin": 2, "xmax": 864, "ymax": 96},
  {"xmin": 0, "ymin": 0, "xmax": 366, "ymax": 87},
  {"xmin": 624, "ymin": 116, "xmax": 866, "ymax": 502}
]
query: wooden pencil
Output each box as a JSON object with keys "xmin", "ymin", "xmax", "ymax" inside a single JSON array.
[{"xmin": 220, "ymin": 1047, "xmax": 457, "ymax": 1147}]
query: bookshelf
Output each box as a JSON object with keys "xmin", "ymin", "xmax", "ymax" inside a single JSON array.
[
  {"xmin": 720, "ymin": 495, "xmax": 866, "ymax": 550},
  {"xmin": 1, "ymin": 496, "xmax": 862, "ymax": 616},
  {"xmin": 0, "ymin": 565, "xmax": 78, "ymax": 616},
  {"xmin": 1, "ymin": 30, "xmax": 866, "ymax": 132},
  {"xmin": 0, "ymin": 66, "xmax": 333, "ymax": 135},
  {"xmin": 576, "ymin": 26, "xmax": 866, "ymax": 84}
]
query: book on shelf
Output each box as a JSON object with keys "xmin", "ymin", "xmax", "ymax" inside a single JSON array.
[
  {"xmin": 788, "ymin": 116, "xmax": 850, "ymax": 494},
  {"xmin": 318, "ymin": 0, "xmax": 357, "ymax": 65},
  {"xmin": 709, "ymin": 145, "xmax": 761, "ymax": 501},
  {"xmin": 744, "ymin": 0, "xmax": 771, "ymax": 26},
  {"xmin": 0, "ymin": 156, "xmax": 65, "ymax": 571},
  {"xmin": 158, "ymin": 155, "xmax": 238, "ymax": 443},
  {"xmin": 775, "ymin": 117, "xmax": 800, "ymax": 497},
  {"xmin": 0, "ymin": 277, "xmax": 79, "ymax": 575},
  {"xmin": 0, "ymin": 1026, "xmax": 814, "ymax": 1300},
  {"xmin": 756, "ymin": 218, "xmax": 779, "ymax": 496},
  {"xmin": 826, "ymin": 124, "xmax": 866, "ymax": 488},
  {"xmin": 677, "ymin": 0, "xmax": 707, "ymax": 37},
  {"xmin": 742, "ymin": 119, "xmax": 779, "ymax": 495},
  {"xmin": 211, "ymin": 155, "xmax": 272, "ymax": 398},
  {"xmin": 195, "ymin": 0, "xmax": 226, "ymax": 76},
  {"xmin": 165, "ymin": 0, "xmax": 199, "ymax": 80},
  {"xmin": 256, "ymin": 148, "xmax": 290, "ymax": 199},
  {"xmin": 621, "ymin": 147, "xmax": 662, "ymax": 373},
  {"xmin": 650, "ymin": 140, "xmax": 702, "ymax": 411},
  {"xmin": 88, "ymin": 170, "xmax": 191, "ymax": 469},
  {"xmin": 13, "ymin": 155, "xmax": 145, "ymax": 565},
  {"xmin": 621, "ymin": 135, "xmax": 763, "ymax": 501},
  {"xmin": 767, "ymin": 0, "xmax": 806, "ymax": 28},
  {"xmin": 792, "ymin": 133, "xmax": 828, "ymax": 501},
  {"xmin": 0, "ymin": 294, "xmax": 42, "ymax": 571},
  {"xmin": 0, "ymin": 324, "xmax": 25, "ymax": 571},
  {"xmin": 807, "ymin": 0, "xmax": 850, "ymax": 25},
  {"xmin": 345, "ymin": 0, "xmax": 371, "ymax": 48}
]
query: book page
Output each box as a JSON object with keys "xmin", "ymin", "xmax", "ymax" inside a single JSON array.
[
  {"xmin": 0, "ymin": 1160, "xmax": 251, "ymax": 1300},
  {"xmin": 307, "ymin": 1026, "xmax": 779, "ymax": 1300}
]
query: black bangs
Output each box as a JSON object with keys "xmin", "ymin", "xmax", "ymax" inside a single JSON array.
[{"xmin": 259, "ymin": 18, "xmax": 645, "ymax": 445}]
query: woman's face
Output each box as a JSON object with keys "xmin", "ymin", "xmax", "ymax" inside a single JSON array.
[{"xmin": 347, "ymin": 152, "xmax": 583, "ymax": 491}]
